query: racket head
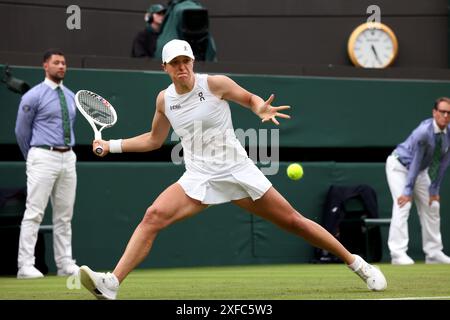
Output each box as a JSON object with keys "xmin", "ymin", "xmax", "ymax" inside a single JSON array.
[{"xmin": 75, "ymin": 90, "xmax": 118, "ymax": 128}]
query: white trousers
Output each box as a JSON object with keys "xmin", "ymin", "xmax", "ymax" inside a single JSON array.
[
  {"xmin": 18, "ymin": 147, "xmax": 77, "ymax": 269},
  {"xmin": 385, "ymin": 155, "xmax": 443, "ymax": 260}
]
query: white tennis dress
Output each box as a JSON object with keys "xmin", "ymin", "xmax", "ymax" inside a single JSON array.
[{"xmin": 164, "ymin": 73, "xmax": 272, "ymax": 204}]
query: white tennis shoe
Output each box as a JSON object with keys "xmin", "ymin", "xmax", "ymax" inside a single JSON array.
[
  {"xmin": 57, "ymin": 263, "xmax": 80, "ymax": 276},
  {"xmin": 79, "ymin": 265, "xmax": 119, "ymax": 300},
  {"xmin": 425, "ymin": 251, "xmax": 450, "ymax": 264},
  {"xmin": 351, "ymin": 255, "xmax": 387, "ymax": 291},
  {"xmin": 391, "ymin": 254, "xmax": 415, "ymax": 265},
  {"xmin": 17, "ymin": 265, "xmax": 44, "ymax": 279}
]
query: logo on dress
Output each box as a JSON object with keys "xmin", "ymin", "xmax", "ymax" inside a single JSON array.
[
  {"xmin": 170, "ymin": 104, "xmax": 182, "ymax": 111},
  {"xmin": 198, "ymin": 92, "xmax": 205, "ymax": 102}
]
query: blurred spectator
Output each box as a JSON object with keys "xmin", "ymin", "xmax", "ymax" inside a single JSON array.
[{"xmin": 131, "ymin": 4, "xmax": 167, "ymax": 58}]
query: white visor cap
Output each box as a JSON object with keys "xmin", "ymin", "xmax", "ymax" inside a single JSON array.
[{"xmin": 162, "ymin": 39, "xmax": 195, "ymax": 63}]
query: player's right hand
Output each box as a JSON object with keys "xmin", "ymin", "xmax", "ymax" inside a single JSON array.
[{"xmin": 92, "ymin": 139, "xmax": 109, "ymax": 157}]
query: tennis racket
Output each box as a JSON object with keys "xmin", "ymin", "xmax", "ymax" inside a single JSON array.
[{"xmin": 75, "ymin": 90, "xmax": 118, "ymax": 154}]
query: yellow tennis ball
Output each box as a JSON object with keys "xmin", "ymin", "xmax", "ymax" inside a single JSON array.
[{"xmin": 287, "ymin": 163, "xmax": 303, "ymax": 180}]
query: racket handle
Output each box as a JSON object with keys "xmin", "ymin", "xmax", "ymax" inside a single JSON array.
[
  {"xmin": 94, "ymin": 131, "xmax": 103, "ymax": 155},
  {"xmin": 95, "ymin": 145, "xmax": 104, "ymax": 155},
  {"xmin": 95, "ymin": 131, "xmax": 102, "ymax": 140}
]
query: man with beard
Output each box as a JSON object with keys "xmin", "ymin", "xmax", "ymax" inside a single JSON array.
[{"xmin": 15, "ymin": 49, "xmax": 79, "ymax": 279}]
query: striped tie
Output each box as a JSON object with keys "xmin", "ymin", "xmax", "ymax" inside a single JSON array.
[
  {"xmin": 428, "ymin": 132, "xmax": 443, "ymax": 181},
  {"xmin": 57, "ymin": 86, "xmax": 71, "ymax": 145}
]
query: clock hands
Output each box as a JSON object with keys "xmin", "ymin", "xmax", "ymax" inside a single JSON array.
[{"xmin": 371, "ymin": 45, "xmax": 383, "ymax": 65}]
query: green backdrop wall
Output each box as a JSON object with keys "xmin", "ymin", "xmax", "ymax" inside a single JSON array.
[
  {"xmin": 1, "ymin": 162, "xmax": 449, "ymax": 271},
  {"xmin": 2, "ymin": 65, "xmax": 450, "ymax": 147},
  {"xmin": 1, "ymin": 65, "xmax": 450, "ymax": 272}
]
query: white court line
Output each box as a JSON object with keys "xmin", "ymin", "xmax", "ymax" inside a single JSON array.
[{"xmin": 374, "ymin": 296, "xmax": 450, "ymax": 300}]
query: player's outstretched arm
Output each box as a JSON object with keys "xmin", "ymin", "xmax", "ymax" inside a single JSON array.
[
  {"xmin": 93, "ymin": 90, "xmax": 171, "ymax": 156},
  {"xmin": 208, "ymin": 75, "xmax": 291, "ymax": 125}
]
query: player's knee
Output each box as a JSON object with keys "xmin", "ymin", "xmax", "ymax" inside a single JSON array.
[{"xmin": 141, "ymin": 205, "xmax": 170, "ymax": 230}]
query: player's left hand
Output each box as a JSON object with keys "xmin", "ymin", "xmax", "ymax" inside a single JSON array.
[{"xmin": 258, "ymin": 94, "xmax": 291, "ymax": 125}]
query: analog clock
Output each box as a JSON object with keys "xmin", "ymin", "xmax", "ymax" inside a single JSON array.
[{"xmin": 347, "ymin": 22, "xmax": 398, "ymax": 68}]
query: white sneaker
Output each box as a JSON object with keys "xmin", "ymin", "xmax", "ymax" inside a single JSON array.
[
  {"xmin": 17, "ymin": 265, "xmax": 44, "ymax": 279},
  {"xmin": 350, "ymin": 255, "xmax": 387, "ymax": 291},
  {"xmin": 426, "ymin": 252, "xmax": 450, "ymax": 264},
  {"xmin": 79, "ymin": 265, "xmax": 119, "ymax": 300},
  {"xmin": 57, "ymin": 263, "xmax": 80, "ymax": 276},
  {"xmin": 391, "ymin": 255, "xmax": 415, "ymax": 265}
]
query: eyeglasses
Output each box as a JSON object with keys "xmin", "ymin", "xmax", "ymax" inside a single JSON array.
[{"xmin": 437, "ymin": 109, "xmax": 450, "ymax": 116}]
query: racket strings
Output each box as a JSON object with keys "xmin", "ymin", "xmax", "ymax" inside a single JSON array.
[{"xmin": 78, "ymin": 92, "xmax": 115, "ymax": 125}]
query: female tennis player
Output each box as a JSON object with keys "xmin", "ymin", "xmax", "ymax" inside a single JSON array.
[{"xmin": 79, "ymin": 39, "xmax": 387, "ymax": 300}]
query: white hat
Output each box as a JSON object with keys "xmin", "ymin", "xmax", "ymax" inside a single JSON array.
[{"xmin": 162, "ymin": 39, "xmax": 195, "ymax": 63}]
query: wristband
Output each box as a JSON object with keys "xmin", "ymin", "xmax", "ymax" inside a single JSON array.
[{"xmin": 109, "ymin": 139, "xmax": 123, "ymax": 153}]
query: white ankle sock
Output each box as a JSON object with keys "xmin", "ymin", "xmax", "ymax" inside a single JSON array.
[
  {"xmin": 108, "ymin": 273, "xmax": 120, "ymax": 287},
  {"xmin": 347, "ymin": 254, "xmax": 362, "ymax": 271}
]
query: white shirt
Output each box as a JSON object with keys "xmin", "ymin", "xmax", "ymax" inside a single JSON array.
[
  {"xmin": 433, "ymin": 119, "xmax": 448, "ymax": 134},
  {"xmin": 164, "ymin": 74, "xmax": 249, "ymax": 175}
]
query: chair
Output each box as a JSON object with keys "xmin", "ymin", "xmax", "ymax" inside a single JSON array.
[{"xmin": 314, "ymin": 185, "xmax": 383, "ymax": 263}]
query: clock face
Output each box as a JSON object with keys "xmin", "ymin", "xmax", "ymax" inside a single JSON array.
[{"xmin": 348, "ymin": 23, "xmax": 398, "ymax": 68}]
